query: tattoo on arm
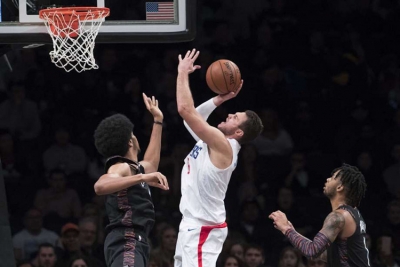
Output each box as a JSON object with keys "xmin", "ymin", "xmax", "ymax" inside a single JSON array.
[
  {"xmin": 320, "ymin": 211, "xmax": 345, "ymax": 242},
  {"xmin": 285, "ymin": 229, "xmax": 331, "ymax": 259}
]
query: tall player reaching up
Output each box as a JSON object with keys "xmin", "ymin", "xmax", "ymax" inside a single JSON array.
[
  {"xmin": 174, "ymin": 48, "xmax": 264, "ymax": 267},
  {"xmin": 270, "ymin": 163, "xmax": 370, "ymax": 267},
  {"xmin": 93, "ymin": 94, "xmax": 169, "ymax": 267}
]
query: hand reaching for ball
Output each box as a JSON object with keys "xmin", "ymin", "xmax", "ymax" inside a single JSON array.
[
  {"xmin": 178, "ymin": 49, "xmax": 201, "ymax": 74},
  {"xmin": 214, "ymin": 80, "xmax": 244, "ymax": 106}
]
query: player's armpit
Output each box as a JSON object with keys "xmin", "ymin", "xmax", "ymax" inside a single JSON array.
[{"xmin": 320, "ymin": 211, "xmax": 345, "ymax": 242}]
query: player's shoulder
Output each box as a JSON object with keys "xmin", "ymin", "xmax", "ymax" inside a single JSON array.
[
  {"xmin": 336, "ymin": 205, "xmax": 357, "ymax": 219},
  {"xmin": 328, "ymin": 208, "xmax": 358, "ymax": 228},
  {"xmin": 325, "ymin": 210, "xmax": 346, "ymax": 227},
  {"xmin": 107, "ymin": 162, "xmax": 131, "ymax": 176}
]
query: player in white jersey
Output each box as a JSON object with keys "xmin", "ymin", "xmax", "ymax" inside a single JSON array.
[{"xmin": 174, "ymin": 49, "xmax": 264, "ymax": 267}]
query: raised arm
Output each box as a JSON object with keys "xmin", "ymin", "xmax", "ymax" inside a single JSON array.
[
  {"xmin": 176, "ymin": 49, "xmax": 232, "ymax": 154},
  {"xmin": 183, "ymin": 98, "xmax": 217, "ymax": 141},
  {"xmin": 139, "ymin": 93, "xmax": 163, "ymax": 173},
  {"xmin": 269, "ymin": 210, "xmax": 345, "ymax": 259},
  {"xmin": 94, "ymin": 163, "xmax": 168, "ymax": 195},
  {"xmin": 184, "ymin": 83, "xmax": 244, "ymax": 141}
]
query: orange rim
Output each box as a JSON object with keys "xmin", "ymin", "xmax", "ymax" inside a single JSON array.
[{"xmin": 39, "ymin": 7, "xmax": 110, "ymax": 20}]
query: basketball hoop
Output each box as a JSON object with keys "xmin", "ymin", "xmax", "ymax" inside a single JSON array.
[{"xmin": 39, "ymin": 7, "xmax": 110, "ymax": 72}]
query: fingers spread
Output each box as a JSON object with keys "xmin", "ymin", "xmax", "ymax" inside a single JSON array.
[{"xmin": 193, "ymin": 50, "xmax": 200, "ymax": 61}]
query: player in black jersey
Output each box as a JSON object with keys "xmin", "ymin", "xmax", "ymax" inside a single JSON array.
[
  {"xmin": 93, "ymin": 93, "xmax": 169, "ymax": 267},
  {"xmin": 269, "ymin": 163, "xmax": 370, "ymax": 267}
]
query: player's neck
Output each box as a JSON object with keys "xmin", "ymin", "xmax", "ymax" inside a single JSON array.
[
  {"xmin": 330, "ymin": 197, "xmax": 347, "ymax": 211},
  {"xmin": 125, "ymin": 150, "xmax": 138, "ymax": 162}
]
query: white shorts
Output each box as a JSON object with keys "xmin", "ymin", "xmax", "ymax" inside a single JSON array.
[{"xmin": 174, "ymin": 219, "xmax": 228, "ymax": 267}]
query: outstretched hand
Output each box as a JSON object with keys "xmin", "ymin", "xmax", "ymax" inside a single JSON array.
[
  {"xmin": 214, "ymin": 79, "xmax": 244, "ymax": 105},
  {"xmin": 142, "ymin": 93, "xmax": 163, "ymax": 121},
  {"xmin": 269, "ymin": 210, "xmax": 294, "ymax": 234},
  {"xmin": 143, "ymin": 172, "xmax": 169, "ymax": 190},
  {"xmin": 178, "ymin": 48, "xmax": 201, "ymax": 74}
]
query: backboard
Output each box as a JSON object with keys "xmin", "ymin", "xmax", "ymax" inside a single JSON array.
[{"xmin": 0, "ymin": 0, "xmax": 195, "ymax": 44}]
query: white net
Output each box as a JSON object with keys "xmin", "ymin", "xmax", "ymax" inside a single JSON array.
[{"xmin": 40, "ymin": 8, "xmax": 109, "ymax": 73}]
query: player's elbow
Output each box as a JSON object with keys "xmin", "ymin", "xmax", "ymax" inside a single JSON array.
[
  {"xmin": 304, "ymin": 250, "xmax": 324, "ymax": 259},
  {"xmin": 178, "ymin": 102, "xmax": 197, "ymax": 115},
  {"xmin": 177, "ymin": 104, "xmax": 190, "ymax": 117},
  {"xmin": 94, "ymin": 182, "xmax": 106, "ymax": 195}
]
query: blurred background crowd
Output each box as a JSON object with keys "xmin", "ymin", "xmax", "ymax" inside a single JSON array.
[{"xmin": 1, "ymin": 0, "xmax": 400, "ymax": 267}]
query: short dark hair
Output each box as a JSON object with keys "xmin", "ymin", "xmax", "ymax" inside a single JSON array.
[
  {"xmin": 332, "ymin": 163, "xmax": 367, "ymax": 207},
  {"xmin": 68, "ymin": 255, "xmax": 90, "ymax": 267},
  {"xmin": 244, "ymin": 243, "xmax": 265, "ymax": 258},
  {"xmin": 38, "ymin": 242, "xmax": 55, "ymax": 253},
  {"xmin": 224, "ymin": 255, "xmax": 245, "ymax": 267},
  {"xmin": 94, "ymin": 114, "xmax": 134, "ymax": 158},
  {"xmin": 24, "ymin": 207, "xmax": 42, "ymax": 218},
  {"xmin": 238, "ymin": 110, "xmax": 263, "ymax": 144}
]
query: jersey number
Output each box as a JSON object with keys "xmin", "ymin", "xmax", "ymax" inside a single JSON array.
[{"xmin": 189, "ymin": 145, "xmax": 202, "ymax": 159}]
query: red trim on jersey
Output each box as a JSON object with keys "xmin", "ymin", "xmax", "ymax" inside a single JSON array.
[
  {"xmin": 197, "ymin": 222, "xmax": 227, "ymax": 267},
  {"xmin": 187, "ymin": 157, "xmax": 190, "ymax": 174}
]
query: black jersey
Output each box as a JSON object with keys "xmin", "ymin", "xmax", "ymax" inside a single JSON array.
[
  {"xmin": 104, "ymin": 156, "xmax": 155, "ymax": 236},
  {"xmin": 327, "ymin": 205, "xmax": 370, "ymax": 267}
]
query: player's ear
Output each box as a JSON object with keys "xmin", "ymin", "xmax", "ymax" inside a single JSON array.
[
  {"xmin": 235, "ymin": 129, "xmax": 244, "ymax": 137},
  {"xmin": 128, "ymin": 134, "xmax": 134, "ymax": 147},
  {"xmin": 337, "ymin": 184, "xmax": 344, "ymax": 192}
]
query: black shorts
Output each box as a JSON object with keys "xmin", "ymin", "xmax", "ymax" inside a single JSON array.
[{"xmin": 104, "ymin": 227, "xmax": 150, "ymax": 267}]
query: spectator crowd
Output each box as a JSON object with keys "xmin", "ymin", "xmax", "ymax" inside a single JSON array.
[{"xmin": 1, "ymin": 0, "xmax": 400, "ymax": 266}]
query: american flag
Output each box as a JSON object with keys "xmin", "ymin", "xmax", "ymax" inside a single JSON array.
[{"xmin": 146, "ymin": 2, "xmax": 175, "ymax": 21}]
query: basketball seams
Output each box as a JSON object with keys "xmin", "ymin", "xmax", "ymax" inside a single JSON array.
[
  {"xmin": 218, "ymin": 60, "xmax": 230, "ymax": 93},
  {"xmin": 206, "ymin": 59, "xmax": 241, "ymax": 95},
  {"xmin": 228, "ymin": 61, "xmax": 237, "ymax": 92},
  {"xmin": 210, "ymin": 62, "xmax": 223, "ymax": 94}
]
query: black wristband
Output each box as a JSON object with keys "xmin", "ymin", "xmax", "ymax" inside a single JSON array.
[{"xmin": 154, "ymin": 121, "xmax": 163, "ymax": 125}]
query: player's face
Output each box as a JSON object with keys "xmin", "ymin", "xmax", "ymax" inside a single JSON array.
[
  {"xmin": 230, "ymin": 244, "xmax": 244, "ymax": 260},
  {"xmin": 71, "ymin": 259, "xmax": 88, "ymax": 267},
  {"xmin": 323, "ymin": 170, "xmax": 341, "ymax": 198},
  {"xmin": 62, "ymin": 230, "xmax": 80, "ymax": 252},
  {"xmin": 24, "ymin": 209, "xmax": 42, "ymax": 231},
  {"xmin": 49, "ymin": 173, "xmax": 66, "ymax": 192},
  {"xmin": 218, "ymin": 112, "xmax": 247, "ymax": 136},
  {"xmin": 38, "ymin": 247, "xmax": 56, "ymax": 267},
  {"xmin": 388, "ymin": 205, "xmax": 400, "ymax": 225},
  {"xmin": 308, "ymin": 259, "xmax": 327, "ymax": 267},
  {"xmin": 281, "ymin": 250, "xmax": 298, "ymax": 267},
  {"xmin": 244, "ymin": 248, "xmax": 264, "ymax": 267},
  {"xmin": 79, "ymin": 222, "xmax": 97, "ymax": 247},
  {"xmin": 162, "ymin": 228, "xmax": 177, "ymax": 251},
  {"xmin": 224, "ymin": 257, "xmax": 239, "ymax": 267}
]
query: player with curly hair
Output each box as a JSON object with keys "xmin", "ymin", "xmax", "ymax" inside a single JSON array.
[
  {"xmin": 270, "ymin": 163, "xmax": 369, "ymax": 267},
  {"xmin": 93, "ymin": 93, "xmax": 169, "ymax": 267}
]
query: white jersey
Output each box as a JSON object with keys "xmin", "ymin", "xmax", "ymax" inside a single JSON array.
[{"xmin": 179, "ymin": 138, "xmax": 240, "ymax": 225}]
